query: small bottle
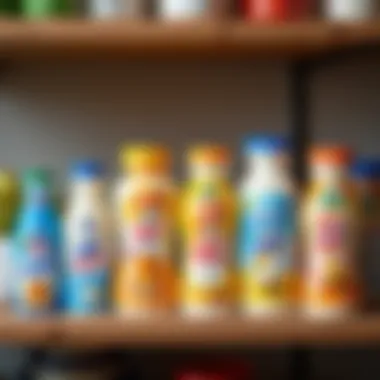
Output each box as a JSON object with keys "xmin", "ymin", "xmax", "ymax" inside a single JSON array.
[
  {"xmin": 352, "ymin": 158, "xmax": 380, "ymax": 310},
  {"xmin": 0, "ymin": 171, "xmax": 19, "ymax": 306},
  {"xmin": 303, "ymin": 146, "xmax": 359, "ymax": 319},
  {"xmin": 115, "ymin": 144, "xmax": 176, "ymax": 316},
  {"xmin": 239, "ymin": 136, "xmax": 297, "ymax": 316},
  {"xmin": 181, "ymin": 145, "xmax": 236, "ymax": 318},
  {"xmin": 12, "ymin": 168, "xmax": 60, "ymax": 317},
  {"xmin": 157, "ymin": 0, "xmax": 208, "ymax": 20},
  {"xmin": 64, "ymin": 160, "xmax": 110, "ymax": 316}
]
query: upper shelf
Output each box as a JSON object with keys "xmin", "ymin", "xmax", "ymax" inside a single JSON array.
[{"xmin": 0, "ymin": 19, "xmax": 380, "ymax": 61}]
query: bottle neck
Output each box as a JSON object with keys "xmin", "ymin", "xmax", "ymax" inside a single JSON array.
[
  {"xmin": 71, "ymin": 179, "xmax": 104, "ymax": 199},
  {"xmin": 23, "ymin": 183, "xmax": 51, "ymax": 208},
  {"xmin": 247, "ymin": 153, "xmax": 290, "ymax": 180},
  {"xmin": 311, "ymin": 163, "xmax": 349, "ymax": 185},
  {"xmin": 189, "ymin": 164, "xmax": 229, "ymax": 182}
]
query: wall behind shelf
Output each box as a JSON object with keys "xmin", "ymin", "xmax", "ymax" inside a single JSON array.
[{"xmin": 0, "ymin": 57, "xmax": 379, "ymax": 379}]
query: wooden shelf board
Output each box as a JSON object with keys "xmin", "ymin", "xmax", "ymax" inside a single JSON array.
[
  {"xmin": 2, "ymin": 315, "xmax": 380, "ymax": 348},
  {"xmin": 0, "ymin": 20, "xmax": 378, "ymax": 60}
]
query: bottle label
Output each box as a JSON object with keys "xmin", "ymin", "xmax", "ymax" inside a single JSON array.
[
  {"xmin": 20, "ymin": 235, "xmax": 54, "ymax": 311},
  {"xmin": 306, "ymin": 190, "xmax": 357, "ymax": 310},
  {"xmin": 67, "ymin": 217, "xmax": 108, "ymax": 314},
  {"xmin": 240, "ymin": 192, "xmax": 296, "ymax": 309},
  {"xmin": 123, "ymin": 191, "xmax": 172, "ymax": 258},
  {"xmin": 117, "ymin": 188, "xmax": 175, "ymax": 312},
  {"xmin": 184, "ymin": 184, "xmax": 233, "ymax": 310}
]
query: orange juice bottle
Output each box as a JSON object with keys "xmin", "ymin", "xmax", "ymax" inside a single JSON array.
[
  {"xmin": 115, "ymin": 144, "xmax": 177, "ymax": 316},
  {"xmin": 303, "ymin": 146, "xmax": 359, "ymax": 318},
  {"xmin": 181, "ymin": 145, "xmax": 236, "ymax": 317}
]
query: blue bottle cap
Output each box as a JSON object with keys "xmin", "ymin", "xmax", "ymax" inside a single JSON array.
[
  {"xmin": 71, "ymin": 160, "xmax": 105, "ymax": 180},
  {"xmin": 351, "ymin": 158, "xmax": 380, "ymax": 180},
  {"xmin": 243, "ymin": 135, "xmax": 291, "ymax": 155}
]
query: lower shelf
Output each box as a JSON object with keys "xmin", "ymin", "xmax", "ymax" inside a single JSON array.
[{"xmin": 1, "ymin": 314, "xmax": 380, "ymax": 348}]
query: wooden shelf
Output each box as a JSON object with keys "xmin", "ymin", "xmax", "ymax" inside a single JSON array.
[
  {"xmin": 2, "ymin": 315, "xmax": 380, "ymax": 348},
  {"xmin": 0, "ymin": 19, "xmax": 379, "ymax": 61}
]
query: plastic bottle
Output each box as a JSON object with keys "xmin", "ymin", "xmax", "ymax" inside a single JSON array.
[
  {"xmin": 64, "ymin": 160, "xmax": 110, "ymax": 316},
  {"xmin": 181, "ymin": 145, "xmax": 236, "ymax": 318},
  {"xmin": 303, "ymin": 146, "xmax": 358, "ymax": 318},
  {"xmin": 239, "ymin": 136, "xmax": 297, "ymax": 316},
  {"xmin": 0, "ymin": 171, "xmax": 19, "ymax": 305},
  {"xmin": 12, "ymin": 168, "xmax": 60, "ymax": 317},
  {"xmin": 115, "ymin": 144, "xmax": 176, "ymax": 316},
  {"xmin": 352, "ymin": 158, "xmax": 380, "ymax": 310}
]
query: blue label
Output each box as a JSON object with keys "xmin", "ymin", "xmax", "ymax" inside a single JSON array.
[
  {"xmin": 23, "ymin": 235, "xmax": 53, "ymax": 278},
  {"xmin": 67, "ymin": 218, "xmax": 108, "ymax": 315},
  {"xmin": 239, "ymin": 192, "xmax": 296, "ymax": 269}
]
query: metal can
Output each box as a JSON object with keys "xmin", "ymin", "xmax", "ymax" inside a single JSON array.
[{"xmin": 88, "ymin": 0, "xmax": 146, "ymax": 19}]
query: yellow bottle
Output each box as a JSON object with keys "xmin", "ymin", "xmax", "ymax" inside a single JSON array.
[
  {"xmin": 115, "ymin": 144, "xmax": 177, "ymax": 316},
  {"xmin": 181, "ymin": 145, "xmax": 236, "ymax": 317}
]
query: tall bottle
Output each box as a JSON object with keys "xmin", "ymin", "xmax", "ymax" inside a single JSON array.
[
  {"xmin": 303, "ymin": 146, "xmax": 358, "ymax": 318},
  {"xmin": 115, "ymin": 144, "xmax": 176, "ymax": 316},
  {"xmin": 239, "ymin": 136, "xmax": 297, "ymax": 316},
  {"xmin": 13, "ymin": 168, "xmax": 60, "ymax": 317},
  {"xmin": 64, "ymin": 160, "xmax": 110, "ymax": 315},
  {"xmin": 181, "ymin": 145, "xmax": 236, "ymax": 317}
]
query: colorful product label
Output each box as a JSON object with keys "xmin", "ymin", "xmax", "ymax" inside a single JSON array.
[
  {"xmin": 19, "ymin": 234, "xmax": 54, "ymax": 314},
  {"xmin": 184, "ymin": 185, "xmax": 233, "ymax": 310},
  {"xmin": 306, "ymin": 189, "xmax": 357, "ymax": 310},
  {"xmin": 67, "ymin": 218, "xmax": 108, "ymax": 314},
  {"xmin": 240, "ymin": 192, "xmax": 296, "ymax": 310},
  {"xmin": 116, "ymin": 189, "xmax": 175, "ymax": 312}
]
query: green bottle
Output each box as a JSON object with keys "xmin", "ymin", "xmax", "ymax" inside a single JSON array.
[
  {"xmin": 22, "ymin": 0, "xmax": 72, "ymax": 18},
  {"xmin": 0, "ymin": 171, "xmax": 19, "ymax": 236}
]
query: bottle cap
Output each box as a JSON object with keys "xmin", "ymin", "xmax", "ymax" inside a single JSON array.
[
  {"xmin": 23, "ymin": 168, "xmax": 52, "ymax": 186},
  {"xmin": 310, "ymin": 146, "xmax": 352, "ymax": 165},
  {"xmin": 71, "ymin": 160, "xmax": 105, "ymax": 179},
  {"xmin": 120, "ymin": 144, "xmax": 171, "ymax": 174},
  {"xmin": 243, "ymin": 135, "xmax": 290, "ymax": 155},
  {"xmin": 187, "ymin": 145, "xmax": 231, "ymax": 166}
]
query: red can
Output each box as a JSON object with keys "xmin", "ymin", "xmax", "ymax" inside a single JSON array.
[{"xmin": 244, "ymin": 0, "xmax": 313, "ymax": 21}]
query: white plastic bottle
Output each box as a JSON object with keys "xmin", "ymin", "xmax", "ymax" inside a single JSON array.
[
  {"xmin": 64, "ymin": 160, "xmax": 110, "ymax": 316},
  {"xmin": 158, "ymin": 0, "xmax": 208, "ymax": 20},
  {"xmin": 239, "ymin": 136, "xmax": 297, "ymax": 316},
  {"xmin": 324, "ymin": 0, "xmax": 377, "ymax": 21}
]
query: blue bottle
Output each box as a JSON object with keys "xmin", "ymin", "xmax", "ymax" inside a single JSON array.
[
  {"xmin": 64, "ymin": 160, "xmax": 109, "ymax": 315},
  {"xmin": 12, "ymin": 168, "xmax": 60, "ymax": 317},
  {"xmin": 239, "ymin": 136, "xmax": 297, "ymax": 315}
]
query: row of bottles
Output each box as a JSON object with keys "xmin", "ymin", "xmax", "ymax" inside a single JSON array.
[
  {"xmin": 1, "ymin": 1, "xmax": 377, "ymax": 22},
  {"xmin": 1, "ymin": 136, "xmax": 380, "ymax": 318}
]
